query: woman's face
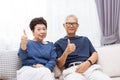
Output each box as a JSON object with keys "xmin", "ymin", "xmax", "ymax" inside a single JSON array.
[{"xmin": 32, "ymin": 24, "xmax": 47, "ymax": 42}]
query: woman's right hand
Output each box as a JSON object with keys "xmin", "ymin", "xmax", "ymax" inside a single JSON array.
[
  {"xmin": 33, "ymin": 64, "xmax": 44, "ymax": 68},
  {"xmin": 21, "ymin": 29, "xmax": 28, "ymax": 50}
]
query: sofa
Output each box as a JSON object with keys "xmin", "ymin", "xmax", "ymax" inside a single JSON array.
[
  {"xmin": 96, "ymin": 44, "xmax": 120, "ymax": 80},
  {"xmin": 0, "ymin": 44, "xmax": 120, "ymax": 80}
]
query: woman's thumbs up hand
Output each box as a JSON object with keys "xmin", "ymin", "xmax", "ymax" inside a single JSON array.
[{"xmin": 21, "ymin": 29, "xmax": 28, "ymax": 50}]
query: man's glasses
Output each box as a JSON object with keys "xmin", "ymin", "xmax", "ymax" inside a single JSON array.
[{"xmin": 65, "ymin": 22, "xmax": 78, "ymax": 27}]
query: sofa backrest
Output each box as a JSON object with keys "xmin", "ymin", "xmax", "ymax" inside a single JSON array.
[{"xmin": 0, "ymin": 50, "xmax": 21, "ymax": 80}]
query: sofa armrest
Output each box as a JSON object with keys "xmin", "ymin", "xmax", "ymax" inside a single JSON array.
[
  {"xmin": 96, "ymin": 44, "xmax": 120, "ymax": 77},
  {"xmin": 0, "ymin": 50, "xmax": 21, "ymax": 80}
]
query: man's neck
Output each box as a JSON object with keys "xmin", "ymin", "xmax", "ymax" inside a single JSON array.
[{"xmin": 67, "ymin": 34, "xmax": 76, "ymax": 37}]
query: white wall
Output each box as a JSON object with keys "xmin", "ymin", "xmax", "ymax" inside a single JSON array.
[
  {"xmin": 0, "ymin": 0, "xmax": 47, "ymax": 50},
  {"xmin": 0, "ymin": 0, "xmax": 102, "ymax": 51},
  {"xmin": 46, "ymin": 0, "xmax": 101, "ymax": 47}
]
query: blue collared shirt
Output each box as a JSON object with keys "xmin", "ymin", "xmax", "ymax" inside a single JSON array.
[{"xmin": 54, "ymin": 36, "xmax": 96, "ymax": 68}]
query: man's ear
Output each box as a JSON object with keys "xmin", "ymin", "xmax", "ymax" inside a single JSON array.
[
  {"xmin": 63, "ymin": 24, "xmax": 65, "ymax": 27},
  {"xmin": 77, "ymin": 23, "xmax": 79, "ymax": 27}
]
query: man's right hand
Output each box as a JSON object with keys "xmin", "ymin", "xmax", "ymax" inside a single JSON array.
[
  {"xmin": 65, "ymin": 39, "xmax": 76, "ymax": 55},
  {"xmin": 21, "ymin": 29, "xmax": 28, "ymax": 50}
]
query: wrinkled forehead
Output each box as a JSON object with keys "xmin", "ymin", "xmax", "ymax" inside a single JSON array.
[{"xmin": 65, "ymin": 16, "xmax": 78, "ymax": 23}]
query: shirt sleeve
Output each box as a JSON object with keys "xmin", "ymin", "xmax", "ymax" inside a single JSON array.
[
  {"xmin": 87, "ymin": 37, "xmax": 96, "ymax": 54},
  {"xmin": 45, "ymin": 44, "xmax": 57, "ymax": 71},
  {"xmin": 54, "ymin": 41, "xmax": 63, "ymax": 58},
  {"xmin": 18, "ymin": 45, "xmax": 28, "ymax": 60}
]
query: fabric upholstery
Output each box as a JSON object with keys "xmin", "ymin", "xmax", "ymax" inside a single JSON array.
[
  {"xmin": 0, "ymin": 44, "xmax": 120, "ymax": 80},
  {"xmin": 97, "ymin": 44, "xmax": 120, "ymax": 77},
  {"xmin": 0, "ymin": 50, "xmax": 21, "ymax": 80}
]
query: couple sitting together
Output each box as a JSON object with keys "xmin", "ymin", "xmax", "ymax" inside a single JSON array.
[{"xmin": 17, "ymin": 15, "xmax": 112, "ymax": 80}]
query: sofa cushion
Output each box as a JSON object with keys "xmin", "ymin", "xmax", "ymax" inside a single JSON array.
[
  {"xmin": 53, "ymin": 65, "xmax": 62, "ymax": 78},
  {"xmin": 0, "ymin": 50, "xmax": 21, "ymax": 80},
  {"xmin": 111, "ymin": 77, "xmax": 120, "ymax": 80},
  {"xmin": 97, "ymin": 44, "xmax": 120, "ymax": 77}
]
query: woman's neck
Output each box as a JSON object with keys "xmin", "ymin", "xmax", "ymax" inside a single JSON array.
[{"xmin": 33, "ymin": 38, "xmax": 47, "ymax": 44}]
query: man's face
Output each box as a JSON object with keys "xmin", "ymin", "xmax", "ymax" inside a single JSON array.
[{"xmin": 64, "ymin": 16, "xmax": 79, "ymax": 35}]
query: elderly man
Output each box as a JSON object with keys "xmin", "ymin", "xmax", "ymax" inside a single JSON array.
[{"xmin": 54, "ymin": 15, "xmax": 112, "ymax": 80}]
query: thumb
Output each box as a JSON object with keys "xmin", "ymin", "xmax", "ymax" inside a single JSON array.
[
  {"xmin": 67, "ymin": 39, "xmax": 71, "ymax": 44},
  {"xmin": 23, "ymin": 29, "xmax": 27, "ymax": 35}
]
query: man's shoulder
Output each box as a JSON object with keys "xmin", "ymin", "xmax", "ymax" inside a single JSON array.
[
  {"xmin": 76, "ymin": 36, "xmax": 88, "ymax": 39},
  {"xmin": 54, "ymin": 36, "xmax": 67, "ymax": 45},
  {"xmin": 55, "ymin": 36, "xmax": 88, "ymax": 41},
  {"xmin": 56, "ymin": 36, "xmax": 67, "ymax": 41}
]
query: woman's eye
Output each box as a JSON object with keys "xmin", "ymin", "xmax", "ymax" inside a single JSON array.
[
  {"xmin": 43, "ymin": 28, "xmax": 46, "ymax": 30},
  {"xmin": 37, "ymin": 29, "xmax": 41, "ymax": 31}
]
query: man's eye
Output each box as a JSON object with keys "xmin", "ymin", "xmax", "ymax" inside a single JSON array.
[{"xmin": 66, "ymin": 23, "xmax": 71, "ymax": 24}]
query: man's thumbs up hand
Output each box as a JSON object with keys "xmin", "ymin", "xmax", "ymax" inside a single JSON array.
[{"xmin": 65, "ymin": 39, "xmax": 76, "ymax": 55}]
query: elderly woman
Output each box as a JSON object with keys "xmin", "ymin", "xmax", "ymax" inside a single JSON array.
[{"xmin": 17, "ymin": 17, "xmax": 57, "ymax": 80}]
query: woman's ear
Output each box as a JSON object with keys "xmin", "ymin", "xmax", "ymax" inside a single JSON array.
[
  {"xmin": 32, "ymin": 30, "xmax": 34, "ymax": 36},
  {"xmin": 32, "ymin": 30, "xmax": 34, "ymax": 33}
]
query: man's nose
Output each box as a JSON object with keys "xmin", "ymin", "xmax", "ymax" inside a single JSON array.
[{"xmin": 70, "ymin": 24, "xmax": 74, "ymax": 27}]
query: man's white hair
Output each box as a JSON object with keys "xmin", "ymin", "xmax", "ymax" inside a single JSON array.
[{"xmin": 65, "ymin": 14, "xmax": 78, "ymax": 22}]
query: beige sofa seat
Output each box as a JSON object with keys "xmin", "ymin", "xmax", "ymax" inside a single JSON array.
[
  {"xmin": 0, "ymin": 44, "xmax": 120, "ymax": 80},
  {"xmin": 97, "ymin": 44, "xmax": 120, "ymax": 80}
]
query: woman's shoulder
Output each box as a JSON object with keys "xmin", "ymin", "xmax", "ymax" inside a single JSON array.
[
  {"xmin": 27, "ymin": 39, "xmax": 32, "ymax": 43},
  {"xmin": 46, "ymin": 41, "xmax": 54, "ymax": 45}
]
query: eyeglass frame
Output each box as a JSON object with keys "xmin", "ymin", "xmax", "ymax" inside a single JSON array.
[{"xmin": 64, "ymin": 22, "xmax": 79, "ymax": 27}]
